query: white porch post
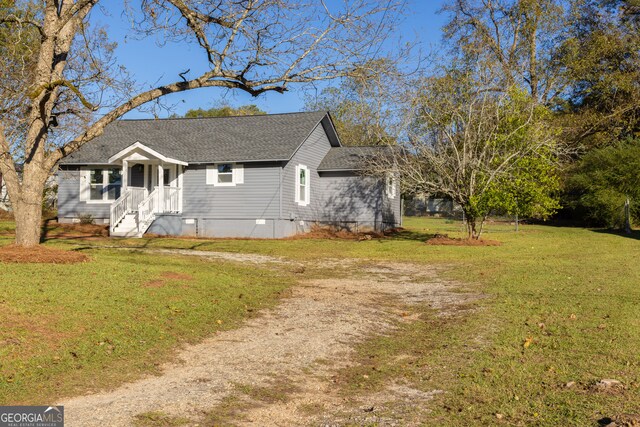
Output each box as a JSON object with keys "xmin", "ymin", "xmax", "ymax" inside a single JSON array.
[
  {"xmin": 177, "ymin": 165, "xmax": 183, "ymax": 213},
  {"xmin": 122, "ymin": 159, "xmax": 128, "ymax": 190},
  {"xmin": 157, "ymin": 163, "xmax": 164, "ymax": 213}
]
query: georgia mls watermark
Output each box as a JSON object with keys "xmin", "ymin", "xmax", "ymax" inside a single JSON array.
[{"xmin": 0, "ymin": 406, "xmax": 64, "ymax": 427}]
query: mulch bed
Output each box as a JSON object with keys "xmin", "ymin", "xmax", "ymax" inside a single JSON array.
[
  {"xmin": 426, "ymin": 234, "xmax": 502, "ymax": 246},
  {"xmin": 290, "ymin": 225, "xmax": 402, "ymax": 241},
  {"xmin": 46, "ymin": 222, "xmax": 109, "ymax": 237},
  {"xmin": 0, "ymin": 244, "xmax": 90, "ymax": 264}
]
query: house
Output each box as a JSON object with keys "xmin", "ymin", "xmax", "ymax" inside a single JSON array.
[
  {"xmin": 57, "ymin": 111, "xmax": 401, "ymax": 238},
  {"xmin": 0, "ymin": 172, "xmax": 7, "ymax": 211}
]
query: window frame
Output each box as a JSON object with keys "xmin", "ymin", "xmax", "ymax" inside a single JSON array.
[
  {"xmin": 205, "ymin": 163, "xmax": 244, "ymax": 187},
  {"xmin": 85, "ymin": 168, "xmax": 122, "ymax": 204},
  {"xmin": 385, "ymin": 173, "xmax": 397, "ymax": 199},
  {"xmin": 295, "ymin": 164, "xmax": 310, "ymax": 206},
  {"xmin": 216, "ymin": 163, "xmax": 234, "ymax": 186}
]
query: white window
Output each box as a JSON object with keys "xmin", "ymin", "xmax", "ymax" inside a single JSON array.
[
  {"xmin": 81, "ymin": 168, "xmax": 122, "ymax": 202},
  {"xmin": 385, "ymin": 173, "xmax": 397, "ymax": 199},
  {"xmin": 206, "ymin": 163, "xmax": 244, "ymax": 186},
  {"xmin": 217, "ymin": 163, "xmax": 233, "ymax": 184},
  {"xmin": 295, "ymin": 164, "xmax": 310, "ymax": 206}
]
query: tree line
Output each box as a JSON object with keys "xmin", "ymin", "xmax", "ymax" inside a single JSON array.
[{"xmin": 305, "ymin": 0, "xmax": 640, "ymax": 238}]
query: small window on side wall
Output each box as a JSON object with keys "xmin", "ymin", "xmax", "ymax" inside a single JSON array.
[
  {"xmin": 295, "ymin": 164, "xmax": 310, "ymax": 206},
  {"xmin": 385, "ymin": 173, "xmax": 397, "ymax": 199}
]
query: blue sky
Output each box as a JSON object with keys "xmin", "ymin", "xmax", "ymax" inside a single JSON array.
[{"xmin": 93, "ymin": 1, "xmax": 447, "ymax": 118}]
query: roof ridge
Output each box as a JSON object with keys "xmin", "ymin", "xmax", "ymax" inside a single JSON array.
[{"xmin": 117, "ymin": 110, "xmax": 327, "ymax": 122}]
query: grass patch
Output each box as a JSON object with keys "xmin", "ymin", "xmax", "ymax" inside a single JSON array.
[
  {"xmin": 133, "ymin": 411, "xmax": 191, "ymax": 427},
  {"xmin": 1, "ymin": 217, "xmax": 638, "ymax": 425},
  {"xmin": 323, "ymin": 218, "xmax": 640, "ymax": 425},
  {"xmin": 234, "ymin": 379, "xmax": 299, "ymax": 404},
  {"xmin": 0, "ymin": 247, "xmax": 293, "ymax": 404}
]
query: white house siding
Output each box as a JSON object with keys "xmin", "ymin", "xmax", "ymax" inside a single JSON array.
[{"xmin": 0, "ymin": 175, "xmax": 8, "ymax": 210}]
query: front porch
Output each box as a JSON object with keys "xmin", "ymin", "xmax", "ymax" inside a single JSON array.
[{"xmin": 108, "ymin": 142, "xmax": 187, "ymax": 237}]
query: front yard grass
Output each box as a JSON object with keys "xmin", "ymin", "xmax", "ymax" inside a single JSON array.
[
  {"xmin": 0, "ymin": 217, "xmax": 638, "ymax": 425},
  {"xmin": 0, "ymin": 247, "xmax": 293, "ymax": 404}
]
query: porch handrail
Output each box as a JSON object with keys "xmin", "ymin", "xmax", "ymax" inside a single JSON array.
[
  {"xmin": 163, "ymin": 186, "xmax": 180, "ymax": 213},
  {"xmin": 137, "ymin": 188, "xmax": 159, "ymax": 236},
  {"xmin": 129, "ymin": 187, "xmax": 148, "ymax": 209},
  {"xmin": 110, "ymin": 189, "xmax": 131, "ymax": 233}
]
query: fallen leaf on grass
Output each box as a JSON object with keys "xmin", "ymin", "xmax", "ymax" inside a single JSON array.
[{"xmin": 523, "ymin": 337, "xmax": 534, "ymax": 349}]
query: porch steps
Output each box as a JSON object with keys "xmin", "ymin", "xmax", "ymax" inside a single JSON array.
[{"xmin": 111, "ymin": 214, "xmax": 139, "ymax": 237}]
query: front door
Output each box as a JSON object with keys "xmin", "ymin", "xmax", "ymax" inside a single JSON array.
[{"xmin": 129, "ymin": 164, "xmax": 144, "ymax": 187}]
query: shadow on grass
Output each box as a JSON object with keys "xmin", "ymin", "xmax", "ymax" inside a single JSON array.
[
  {"xmin": 388, "ymin": 228, "xmax": 434, "ymax": 242},
  {"xmin": 591, "ymin": 228, "xmax": 640, "ymax": 241}
]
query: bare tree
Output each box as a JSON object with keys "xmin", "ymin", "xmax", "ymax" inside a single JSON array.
[
  {"xmin": 305, "ymin": 57, "xmax": 413, "ymax": 146},
  {"xmin": 441, "ymin": 0, "xmax": 570, "ymax": 104},
  {"xmin": 0, "ymin": 0, "xmax": 402, "ymax": 246},
  {"xmin": 369, "ymin": 69, "xmax": 561, "ymax": 239}
]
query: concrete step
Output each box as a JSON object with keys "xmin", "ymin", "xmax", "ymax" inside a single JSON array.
[
  {"xmin": 118, "ymin": 220, "xmax": 137, "ymax": 227},
  {"xmin": 111, "ymin": 229, "xmax": 140, "ymax": 238}
]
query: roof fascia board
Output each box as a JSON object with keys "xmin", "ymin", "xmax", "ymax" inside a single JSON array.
[
  {"xmin": 321, "ymin": 113, "xmax": 342, "ymax": 147},
  {"xmin": 188, "ymin": 158, "xmax": 288, "ymax": 164},
  {"xmin": 108, "ymin": 141, "xmax": 188, "ymax": 165}
]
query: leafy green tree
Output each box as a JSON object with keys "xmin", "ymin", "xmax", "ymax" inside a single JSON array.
[
  {"xmin": 182, "ymin": 104, "xmax": 266, "ymax": 118},
  {"xmin": 565, "ymin": 141, "xmax": 640, "ymax": 230},
  {"xmin": 485, "ymin": 152, "xmax": 561, "ymax": 229},
  {"xmin": 555, "ymin": 0, "xmax": 640, "ymax": 148}
]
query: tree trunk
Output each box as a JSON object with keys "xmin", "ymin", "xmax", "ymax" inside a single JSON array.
[
  {"xmin": 12, "ymin": 173, "xmax": 47, "ymax": 247},
  {"xmin": 464, "ymin": 213, "xmax": 481, "ymax": 240},
  {"xmin": 624, "ymin": 197, "xmax": 632, "ymax": 235},
  {"xmin": 463, "ymin": 210, "xmax": 485, "ymax": 240}
]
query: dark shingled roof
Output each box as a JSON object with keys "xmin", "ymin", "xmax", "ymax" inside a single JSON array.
[
  {"xmin": 317, "ymin": 146, "xmax": 391, "ymax": 171},
  {"xmin": 62, "ymin": 111, "xmax": 331, "ymax": 164}
]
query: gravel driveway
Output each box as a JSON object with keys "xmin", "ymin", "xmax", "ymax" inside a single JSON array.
[{"xmin": 61, "ymin": 252, "xmax": 473, "ymax": 426}]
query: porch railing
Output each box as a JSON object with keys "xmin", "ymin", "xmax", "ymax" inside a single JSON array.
[
  {"xmin": 137, "ymin": 188, "xmax": 159, "ymax": 236},
  {"xmin": 163, "ymin": 186, "xmax": 180, "ymax": 212},
  {"xmin": 109, "ymin": 187, "xmax": 150, "ymax": 233},
  {"xmin": 110, "ymin": 189, "xmax": 131, "ymax": 233},
  {"xmin": 129, "ymin": 187, "xmax": 148, "ymax": 209},
  {"xmin": 110, "ymin": 186, "xmax": 180, "ymax": 235}
]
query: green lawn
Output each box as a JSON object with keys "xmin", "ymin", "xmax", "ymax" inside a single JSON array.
[
  {"xmin": 0, "ymin": 217, "xmax": 638, "ymax": 425},
  {"xmin": 0, "ymin": 245, "xmax": 293, "ymax": 404}
]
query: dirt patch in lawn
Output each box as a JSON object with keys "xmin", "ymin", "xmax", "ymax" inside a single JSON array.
[
  {"xmin": 426, "ymin": 234, "xmax": 502, "ymax": 246},
  {"xmin": 160, "ymin": 271, "xmax": 194, "ymax": 281},
  {"xmin": 0, "ymin": 244, "xmax": 89, "ymax": 264},
  {"xmin": 0, "ymin": 308, "xmax": 70, "ymax": 355},
  {"xmin": 143, "ymin": 271, "xmax": 194, "ymax": 288},
  {"xmin": 62, "ymin": 259, "xmax": 478, "ymax": 427}
]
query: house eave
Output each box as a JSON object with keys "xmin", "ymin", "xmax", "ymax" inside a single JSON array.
[
  {"xmin": 108, "ymin": 141, "xmax": 188, "ymax": 166},
  {"xmin": 317, "ymin": 168, "xmax": 361, "ymax": 172}
]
